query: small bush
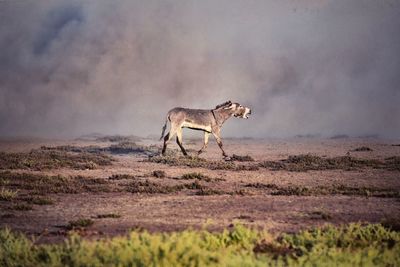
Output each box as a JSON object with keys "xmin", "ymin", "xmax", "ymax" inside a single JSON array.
[
  {"xmin": 245, "ymin": 183, "xmax": 279, "ymax": 190},
  {"xmin": 0, "ymin": 188, "xmax": 18, "ymax": 201},
  {"xmin": 309, "ymin": 210, "xmax": 332, "ymax": 220},
  {"xmin": 381, "ymin": 217, "xmax": 400, "ymax": 232},
  {"xmin": 385, "ymin": 156, "xmax": 400, "ymax": 171},
  {"xmin": 352, "ymin": 146, "xmax": 373, "ymax": 152},
  {"xmin": 97, "ymin": 214, "xmax": 121, "ymax": 219},
  {"xmin": 231, "ymin": 154, "xmax": 255, "ymax": 162},
  {"xmin": 25, "ymin": 196, "xmax": 54, "ymax": 205},
  {"xmin": 66, "ymin": 218, "xmax": 94, "ymax": 230},
  {"xmin": 12, "ymin": 203, "xmax": 33, "ymax": 211},
  {"xmin": 195, "ymin": 188, "xmax": 225, "ymax": 195},
  {"xmin": 181, "ymin": 172, "xmax": 211, "ymax": 182},
  {"xmin": 126, "ymin": 180, "xmax": 185, "ymax": 194},
  {"xmin": 95, "ymin": 135, "xmax": 141, "ymax": 143},
  {"xmin": 152, "ymin": 170, "xmax": 166, "ymax": 178},
  {"xmin": 108, "ymin": 142, "xmax": 147, "ymax": 154},
  {"xmin": 109, "ymin": 174, "xmax": 135, "ymax": 180}
]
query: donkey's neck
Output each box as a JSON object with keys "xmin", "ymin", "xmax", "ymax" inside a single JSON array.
[{"xmin": 212, "ymin": 109, "xmax": 233, "ymax": 126}]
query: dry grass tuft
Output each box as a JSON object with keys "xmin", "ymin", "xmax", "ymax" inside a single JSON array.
[
  {"xmin": 95, "ymin": 135, "xmax": 141, "ymax": 143},
  {"xmin": 381, "ymin": 216, "xmax": 400, "ymax": 232},
  {"xmin": 0, "ymin": 187, "xmax": 18, "ymax": 201},
  {"xmin": 385, "ymin": 156, "xmax": 400, "ymax": 171},
  {"xmin": 195, "ymin": 188, "xmax": 225, "ymax": 195},
  {"xmin": 181, "ymin": 172, "xmax": 211, "ymax": 182},
  {"xmin": 126, "ymin": 180, "xmax": 185, "ymax": 194},
  {"xmin": 245, "ymin": 182, "xmax": 400, "ymax": 198},
  {"xmin": 0, "ymin": 172, "xmax": 115, "ymax": 195},
  {"xmin": 23, "ymin": 196, "xmax": 54, "ymax": 205},
  {"xmin": 152, "ymin": 170, "xmax": 166, "ymax": 178},
  {"xmin": 231, "ymin": 154, "xmax": 255, "ymax": 162},
  {"xmin": 108, "ymin": 174, "xmax": 136, "ymax": 180},
  {"xmin": 97, "ymin": 213, "xmax": 121, "ymax": 219},
  {"xmin": 351, "ymin": 146, "xmax": 373, "ymax": 152},
  {"xmin": 0, "ymin": 150, "xmax": 113, "ymax": 171},
  {"xmin": 66, "ymin": 218, "xmax": 94, "ymax": 230},
  {"xmin": 148, "ymin": 156, "xmax": 258, "ymax": 171},
  {"xmin": 259, "ymin": 154, "xmax": 388, "ymax": 172},
  {"xmin": 309, "ymin": 210, "xmax": 332, "ymax": 220},
  {"xmin": 12, "ymin": 203, "xmax": 33, "ymax": 211}
]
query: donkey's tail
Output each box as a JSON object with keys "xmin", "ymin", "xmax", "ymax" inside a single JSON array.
[{"xmin": 159, "ymin": 114, "xmax": 169, "ymax": 141}]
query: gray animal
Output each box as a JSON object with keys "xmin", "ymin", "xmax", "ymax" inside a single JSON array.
[{"xmin": 160, "ymin": 101, "xmax": 252, "ymax": 158}]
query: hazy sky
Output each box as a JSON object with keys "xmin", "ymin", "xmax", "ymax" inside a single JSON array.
[{"xmin": 1, "ymin": 0, "xmax": 399, "ymax": 138}]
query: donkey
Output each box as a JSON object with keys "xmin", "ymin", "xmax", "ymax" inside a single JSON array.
[{"xmin": 160, "ymin": 101, "xmax": 252, "ymax": 158}]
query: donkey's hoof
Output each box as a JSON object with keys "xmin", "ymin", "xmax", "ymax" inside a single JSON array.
[{"xmin": 223, "ymin": 156, "xmax": 232, "ymax": 161}]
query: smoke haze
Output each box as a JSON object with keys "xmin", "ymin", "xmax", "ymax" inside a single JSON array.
[{"xmin": 1, "ymin": 0, "xmax": 399, "ymax": 138}]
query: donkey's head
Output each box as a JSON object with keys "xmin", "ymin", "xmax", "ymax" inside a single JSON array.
[{"xmin": 215, "ymin": 101, "xmax": 252, "ymax": 119}]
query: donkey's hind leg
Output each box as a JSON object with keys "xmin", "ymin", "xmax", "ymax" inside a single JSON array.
[
  {"xmin": 176, "ymin": 127, "xmax": 188, "ymax": 156},
  {"xmin": 162, "ymin": 124, "xmax": 178, "ymax": 156}
]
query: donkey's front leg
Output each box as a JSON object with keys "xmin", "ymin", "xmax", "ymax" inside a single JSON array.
[
  {"xmin": 198, "ymin": 132, "xmax": 209, "ymax": 155},
  {"xmin": 212, "ymin": 130, "xmax": 229, "ymax": 159}
]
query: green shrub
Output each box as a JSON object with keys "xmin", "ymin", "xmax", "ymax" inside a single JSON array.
[
  {"xmin": 66, "ymin": 218, "xmax": 94, "ymax": 230},
  {"xmin": 181, "ymin": 172, "xmax": 211, "ymax": 181},
  {"xmin": 0, "ymin": 188, "xmax": 18, "ymax": 201},
  {"xmin": 0, "ymin": 224, "xmax": 399, "ymax": 266}
]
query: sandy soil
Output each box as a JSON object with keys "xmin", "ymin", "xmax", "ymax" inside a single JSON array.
[{"xmin": 0, "ymin": 137, "xmax": 399, "ymax": 243}]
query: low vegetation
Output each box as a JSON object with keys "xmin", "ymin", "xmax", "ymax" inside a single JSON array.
[
  {"xmin": 95, "ymin": 135, "xmax": 141, "ymax": 142},
  {"xmin": 12, "ymin": 203, "xmax": 33, "ymax": 211},
  {"xmin": 22, "ymin": 196, "xmax": 54, "ymax": 205},
  {"xmin": 108, "ymin": 142, "xmax": 149, "ymax": 154},
  {"xmin": 148, "ymin": 156, "xmax": 255, "ymax": 171},
  {"xmin": 125, "ymin": 179, "xmax": 224, "ymax": 196},
  {"xmin": 108, "ymin": 174, "xmax": 136, "ymax": 180},
  {"xmin": 0, "ymin": 187, "xmax": 18, "ymax": 201},
  {"xmin": 152, "ymin": 170, "xmax": 166, "ymax": 178},
  {"xmin": 126, "ymin": 180, "xmax": 186, "ymax": 194},
  {"xmin": 308, "ymin": 210, "xmax": 332, "ymax": 220},
  {"xmin": 259, "ymin": 154, "xmax": 399, "ymax": 172},
  {"xmin": 148, "ymin": 154, "xmax": 400, "ymax": 172},
  {"xmin": 42, "ymin": 142, "xmax": 158, "ymax": 155},
  {"xmin": 244, "ymin": 182, "xmax": 400, "ymax": 198},
  {"xmin": 385, "ymin": 156, "xmax": 400, "ymax": 171},
  {"xmin": 0, "ymin": 150, "xmax": 113, "ymax": 170},
  {"xmin": 195, "ymin": 187, "xmax": 225, "ymax": 196},
  {"xmin": 97, "ymin": 213, "xmax": 121, "ymax": 219},
  {"xmin": 66, "ymin": 218, "xmax": 94, "ymax": 230},
  {"xmin": 352, "ymin": 146, "xmax": 373, "ymax": 152},
  {"xmin": 0, "ymin": 172, "xmax": 114, "ymax": 195},
  {"xmin": 0, "ymin": 224, "xmax": 399, "ymax": 266},
  {"xmin": 231, "ymin": 154, "xmax": 255, "ymax": 162},
  {"xmin": 181, "ymin": 172, "xmax": 211, "ymax": 182}
]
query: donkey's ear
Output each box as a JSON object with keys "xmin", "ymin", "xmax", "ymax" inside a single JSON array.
[
  {"xmin": 223, "ymin": 102, "xmax": 234, "ymax": 109},
  {"xmin": 215, "ymin": 101, "xmax": 232, "ymax": 109}
]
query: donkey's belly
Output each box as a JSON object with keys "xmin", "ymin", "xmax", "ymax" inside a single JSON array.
[{"xmin": 181, "ymin": 121, "xmax": 212, "ymax": 132}]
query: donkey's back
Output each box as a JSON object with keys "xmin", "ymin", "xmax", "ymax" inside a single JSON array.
[{"xmin": 168, "ymin": 107, "xmax": 214, "ymax": 126}]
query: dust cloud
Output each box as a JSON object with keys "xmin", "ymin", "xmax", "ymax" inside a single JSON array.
[{"xmin": 1, "ymin": 0, "xmax": 399, "ymax": 138}]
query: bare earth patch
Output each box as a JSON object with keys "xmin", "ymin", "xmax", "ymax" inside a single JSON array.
[{"xmin": 0, "ymin": 137, "xmax": 399, "ymax": 243}]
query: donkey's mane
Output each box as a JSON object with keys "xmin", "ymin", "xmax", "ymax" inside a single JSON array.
[{"xmin": 214, "ymin": 101, "xmax": 232, "ymax": 110}]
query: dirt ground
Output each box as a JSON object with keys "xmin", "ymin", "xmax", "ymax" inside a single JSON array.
[{"xmin": 0, "ymin": 136, "xmax": 399, "ymax": 243}]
